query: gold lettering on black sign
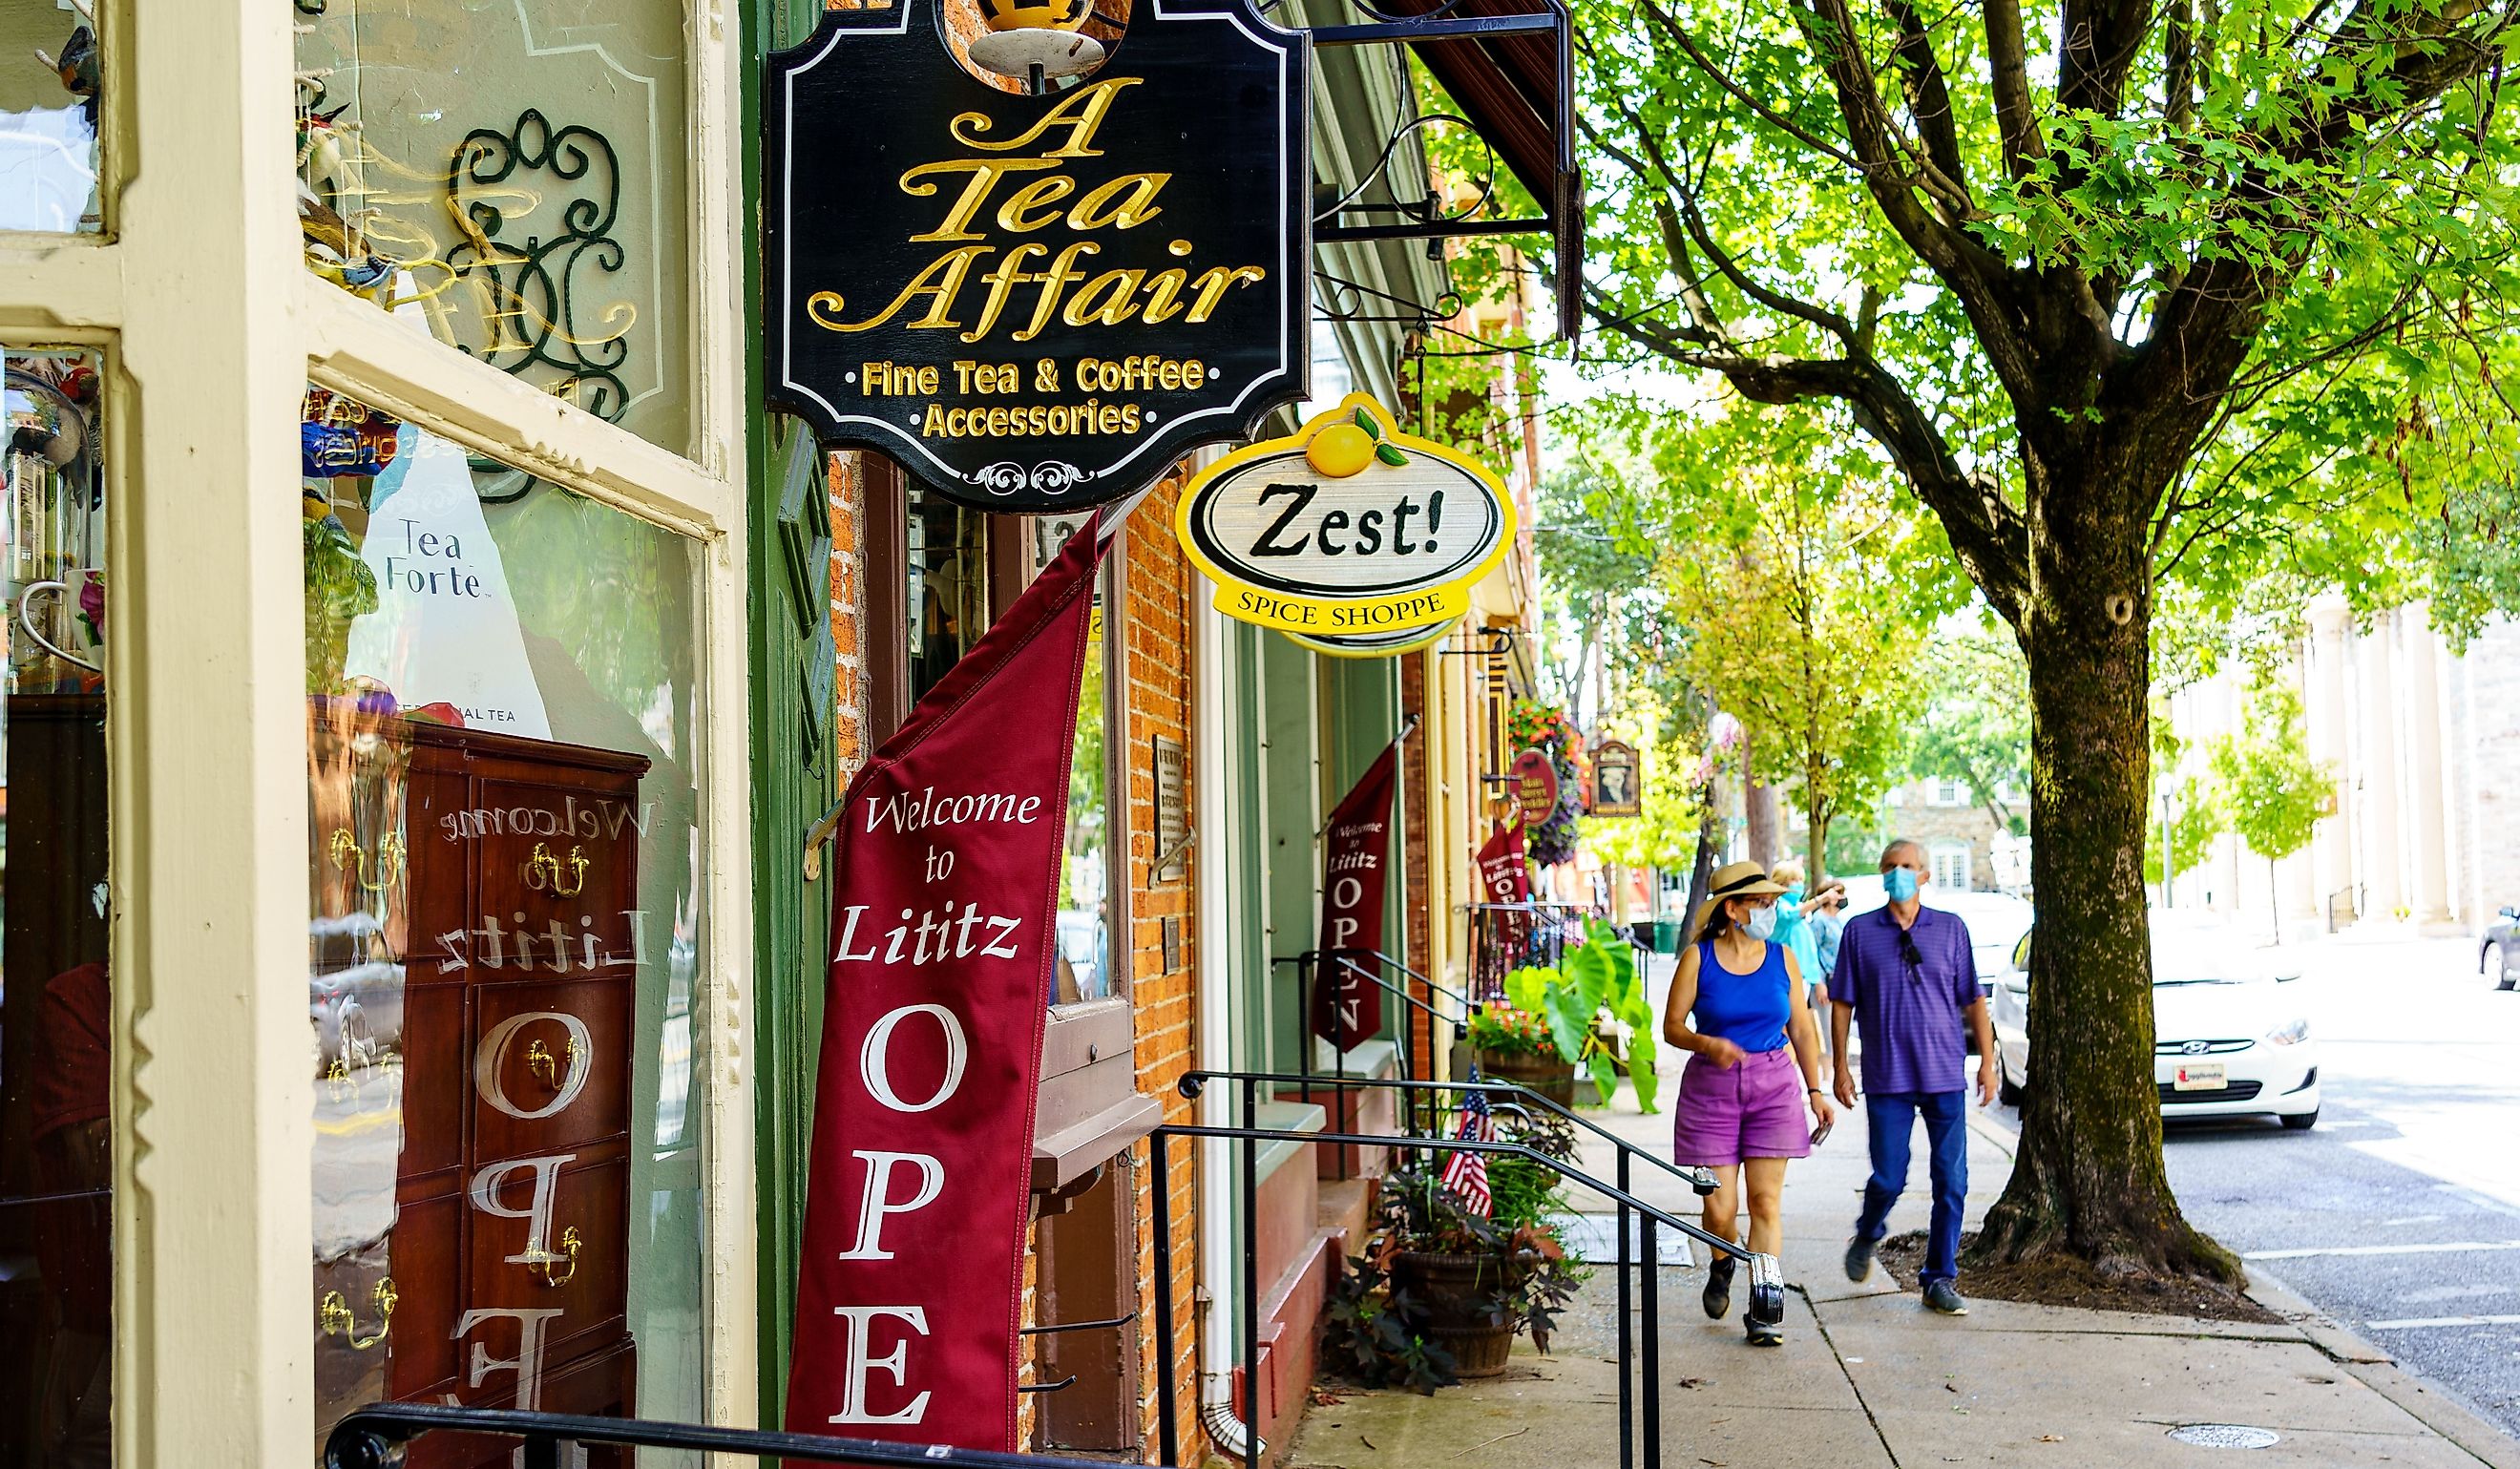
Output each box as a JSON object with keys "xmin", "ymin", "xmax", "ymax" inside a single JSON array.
[{"xmin": 804, "ymin": 78, "xmax": 1269, "ymax": 348}]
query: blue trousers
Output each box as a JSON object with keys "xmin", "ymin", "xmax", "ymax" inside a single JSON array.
[{"xmin": 1854, "ymin": 1091, "xmax": 1969, "ymax": 1287}]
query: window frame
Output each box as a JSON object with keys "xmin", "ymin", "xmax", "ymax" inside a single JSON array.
[{"xmin": 0, "ymin": 3, "xmax": 762, "ymax": 1459}]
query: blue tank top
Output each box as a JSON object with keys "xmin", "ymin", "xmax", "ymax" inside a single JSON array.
[{"xmin": 1692, "ymin": 939, "xmax": 1792, "ymax": 1053}]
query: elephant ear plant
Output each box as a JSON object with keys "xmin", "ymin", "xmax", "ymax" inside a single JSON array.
[{"xmin": 1502, "ymin": 918, "xmax": 1660, "ymax": 1112}]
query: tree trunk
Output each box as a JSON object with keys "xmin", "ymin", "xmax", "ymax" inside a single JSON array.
[
  {"xmin": 1685, "ymin": 783, "xmax": 1721, "ymax": 923},
  {"xmin": 1745, "ymin": 742, "xmax": 1780, "ymax": 868},
  {"xmin": 1806, "ymin": 795, "xmax": 1829, "ymax": 887},
  {"xmin": 1966, "ymin": 520, "xmax": 2239, "ymax": 1284}
]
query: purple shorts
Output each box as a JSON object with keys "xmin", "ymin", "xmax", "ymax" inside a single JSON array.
[{"xmin": 1671, "ymin": 1046, "xmax": 1812, "ymax": 1166}]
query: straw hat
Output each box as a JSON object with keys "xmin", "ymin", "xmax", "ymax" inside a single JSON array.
[{"xmin": 1690, "ymin": 860, "xmax": 1791, "ymax": 937}]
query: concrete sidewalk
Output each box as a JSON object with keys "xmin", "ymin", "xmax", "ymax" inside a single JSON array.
[{"xmin": 1286, "ymin": 1087, "xmax": 2520, "ymax": 1468}]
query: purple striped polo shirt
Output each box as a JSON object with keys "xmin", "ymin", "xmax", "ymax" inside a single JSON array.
[{"xmin": 1830, "ymin": 905, "xmax": 1981, "ymax": 1096}]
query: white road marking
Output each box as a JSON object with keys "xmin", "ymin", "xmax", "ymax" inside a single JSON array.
[
  {"xmin": 2241, "ymin": 1241, "xmax": 2520, "ymax": 1261},
  {"xmin": 2401, "ymin": 1282, "xmax": 2520, "ymax": 1304},
  {"xmin": 2363, "ymin": 1314, "xmax": 2520, "ymax": 1331},
  {"xmin": 2379, "ymin": 1214, "xmax": 2446, "ymax": 1228}
]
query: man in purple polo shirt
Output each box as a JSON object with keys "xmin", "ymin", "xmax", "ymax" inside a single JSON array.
[{"xmin": 1829, "ymin": 838, "xmax": 1998, "ymax": 1314}]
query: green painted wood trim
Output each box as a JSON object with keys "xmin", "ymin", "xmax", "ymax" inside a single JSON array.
[{"xmin": 746, "ymin": 0, "xmax": 833, "ymax": 1432}]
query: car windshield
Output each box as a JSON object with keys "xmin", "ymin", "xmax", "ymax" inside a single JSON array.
[{"xmin": 2151, "ymin": 936, "xmax": 2260, "ymax": 985}]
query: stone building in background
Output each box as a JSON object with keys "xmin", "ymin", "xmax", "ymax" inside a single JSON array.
[{"xmin": 2164, "ymin": 597, "xmax": 2520, "ymax": 938}]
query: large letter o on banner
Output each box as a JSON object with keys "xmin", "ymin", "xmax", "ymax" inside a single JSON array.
[{"xmin": 860, "ymin": 1003, "xmax": 970, "ymax": 1114}]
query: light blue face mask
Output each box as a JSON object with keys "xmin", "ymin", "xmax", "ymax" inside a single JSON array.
[
  {"xmin": 1883, "ymin": 867, "xmax": 1921, "ymax": 903},
  {"xmin": 1744, "ymin": 904, "xmax": 1779, "ymax": 941},
  {"xmin": 1780, "ymin": 887, "xmax": 1806, "ymax": 906}
]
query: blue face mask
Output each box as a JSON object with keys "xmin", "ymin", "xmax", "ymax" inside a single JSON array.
[
  {"xmin": 1744, "ymin": 904, "xmax": 1779, "ymax": 941},
  {"xmin": 1780, "ymin": 887, "xmax": 1805, "ymax": 906},
  {"xmin": 1883, "ymin": 867, "xmax": 1921, "ymax": 903}
]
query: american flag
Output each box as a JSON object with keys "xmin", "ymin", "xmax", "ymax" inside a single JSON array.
[{"xmin": 1440, "ymin": 1086, "xmax": 1496, "ymax": 1216}]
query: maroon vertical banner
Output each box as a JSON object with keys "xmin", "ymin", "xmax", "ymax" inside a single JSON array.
[
  {"xmin": 1476, "ymin": 818, "xmax": 1534, "ymax": 971},
  {"xmin": 784, "ymin": 514, "xmax": 1110, "ymax": 1456},
  {"xmin": 1476, "ymin": 818, "xmax": 1533, "ymax": 906},
  {"xmin": 1312, "ymin": 745, "xmax": 1397, "ymax": 1048}
]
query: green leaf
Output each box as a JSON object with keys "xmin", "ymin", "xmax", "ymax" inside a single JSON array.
[
  {"xmin": 1540, "ymin": 979, "xmax": 1587, "ymax": 1065},
  {"xmin": 1354, "ymin": 407, "xmax": 1381, "ymax": 438},
  {"xmin": 1628, "ymin": 1047, "xmax": 1661, "ymax": 1115},
  {"xmin": 1503, "ymin": 964, "xmax": 1551, "ymax": 1018},
  {"xmin": 1376, "ymin": 442, "xmax": 1410, "ymax": 467},
  {"xmin": 1563, "ymin": 938, "xmax": 1612, "ymax": 1017},
  {"xmin": 1586, "ymin": 1050, "xmax": 1621, "ymax": 1108}
]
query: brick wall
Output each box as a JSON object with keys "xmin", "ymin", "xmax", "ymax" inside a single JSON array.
[
  {"xmin": 829, "ymin": 451, "xmax": 871, "ymax": 780},
  {"xmin": 1120, "ymin": 475, "xmax": 1210, "ymax": 1468}
]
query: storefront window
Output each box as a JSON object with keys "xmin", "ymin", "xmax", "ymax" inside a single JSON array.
[
  {"xmin": 0, "ymin": 2, "xmax": 100, "ymax": 232},
  {"xmin": 1032, "ymin": 516, "xmax": 1120, "ymax": 1005},
  {"xmin": 906, "ymin": 488, "xmax": 989, "ymax": 699},
  {"xmin": 1, "ymin": 348, "xmax": 110, "ymax": 1467},
  {"xmin": 303, "ymin": 387, "xmax": 707, "ymax": 1459},
  {"xmin": 294, "ymin": 3, "xmax": 694, "ymax": 458}
]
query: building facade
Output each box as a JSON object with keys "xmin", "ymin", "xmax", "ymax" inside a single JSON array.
[
  {"xmin": 2163, "ymin": 596, "xmax": 2520, "ymax": 936},
  {"xmin": 0, "ymin": 2, "xmax": 1553, "ymax": 1465}
]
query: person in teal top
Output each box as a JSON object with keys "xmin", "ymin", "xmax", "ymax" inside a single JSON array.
[{"xmin": 1769, "ymin": 859, "xmax": 1822, "ymax": 985}]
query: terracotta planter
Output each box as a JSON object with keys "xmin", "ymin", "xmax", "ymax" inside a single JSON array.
[
  {"xmin": 1389, "ymin": 1249, "xmax": 1532, "ymax": 1378},
  {"xmin": 1477, "ymin": 1049, "xmax": 1576, "ymax": 1110}
]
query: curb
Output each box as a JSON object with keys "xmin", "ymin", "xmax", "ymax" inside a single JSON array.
[
  {"xmin": 2246, "ymin": 1263, "xmax": 2520, "ymax": 1469},
  {"xmin": 1964, "ymin": 1106, "xmax": 2018, "ymax": 1160},
  {"xmin": 2241, "ymin": 1265, "xmax": 2390, "ymax": 1365}
]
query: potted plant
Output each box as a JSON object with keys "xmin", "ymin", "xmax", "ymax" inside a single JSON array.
[
  {"xmin": 1467, "ymin": 1003, "xmax": 1576, "ymax": 1108},
  {"xmin": 1488, "ymin": 917, "xmax": 1662, "ymax": 1111},
  {"xmin": 1323, "ymin": 1112, "xmax": 1589, "ymax": 1383}
]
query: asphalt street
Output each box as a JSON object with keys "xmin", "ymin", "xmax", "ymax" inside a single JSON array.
[{"xmin": 1984, "ymin": 932, "xmax": 2520, "ymax": 1440}]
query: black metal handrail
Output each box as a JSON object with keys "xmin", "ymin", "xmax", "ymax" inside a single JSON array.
[
  {"xmin": 321, "ymin": 1401, "xmax": 1157, "ymax": 1469},
  {"xmin": 1146, "ymin": 1079, "xmax": 1783, "ymax": 1469},
  {"xmin": 1463, "ymin": 899, "xmax": 1605, "ymax": 999},
  {"xmin": 1273, "ymin": 951, "xmax": 1462, "ymax": 1152},
  {"xmin": 1183, "ymin": 1067, "xmax": 1719, "ymax": 1205},
  {"xmin": 1325, "ymin": 944, "xmax": 1476, "ymax": 1009}
]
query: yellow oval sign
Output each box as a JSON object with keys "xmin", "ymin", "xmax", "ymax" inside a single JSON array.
[{"xmin": 1173, "ymin": 392, "xmax": 1515, "ymax": 640}]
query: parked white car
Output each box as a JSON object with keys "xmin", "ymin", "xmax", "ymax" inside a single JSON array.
[{"xmin": 1989, "ymin": 922, "xmax": 2320, "ymax": 1129}]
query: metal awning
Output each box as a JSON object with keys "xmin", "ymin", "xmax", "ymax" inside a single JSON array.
[{"xmin": 1310, "ymin": 0, "xmax": 1581, "ymax": 341}]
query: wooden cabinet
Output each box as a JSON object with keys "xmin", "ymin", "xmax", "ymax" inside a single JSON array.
[{"xmin": 309, "ymin": 702, "xmax": 649, "ymax": 1464}]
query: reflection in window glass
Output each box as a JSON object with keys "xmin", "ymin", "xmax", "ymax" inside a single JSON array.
[
  {"xmin": 294, "ymin": 3, "xmax": 692, "ymax": 456},
  {"xmin": 304, "ymin": 388, "xmax": 705, "ymax": 1462},
  {"xmin": 1, "ymin": 349, "xmax": 110, "ymax": 1466},
  {"xmin": 0, "ymin": 2, "xmax": 98, "ymax": 232}
]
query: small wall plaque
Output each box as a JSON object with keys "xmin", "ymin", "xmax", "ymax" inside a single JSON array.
[{"xmin": 1152, "ymin": 734, "xmax": 1187, "ymax": 883}]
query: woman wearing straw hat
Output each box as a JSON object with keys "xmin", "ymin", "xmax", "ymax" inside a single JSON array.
[{"xmin": 1664, "ymin": 860, "xmax": 1834, "ymax": 1346}]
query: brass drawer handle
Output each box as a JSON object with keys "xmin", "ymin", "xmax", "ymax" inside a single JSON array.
[
  {"xmin": 327, "ymin": 828, "xmax": 407, "ymax": 893},
  {"xmin": 529, "ymin": 1226, "xmax": 581, "ymax": 1289},
  {"xmin": 524, "ymin": 841, "xmax": 590, "ymax": 897},
  {"xmin": 318, "ymin": 1276, "xmax": 397, "ymax": 1350},
  {"xmin": 525, "ymin": 1034, "xmax": 585, "ymax": 1090}
]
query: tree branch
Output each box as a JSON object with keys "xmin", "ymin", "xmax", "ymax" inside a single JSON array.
[
  {"xmin": 2056, "ymin": 0, "xmax": 2157, "ymax": 116},
  {"xmin": 1883, "ymin": 0, "xmax": 1970, "ymax": 202},
  {"xmin": 1983, "ymin": 0, "xmax": 2045, "ymax": 178}
]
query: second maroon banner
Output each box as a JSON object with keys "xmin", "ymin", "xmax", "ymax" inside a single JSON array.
[{"xmin": 1312, "ymin": 744, "xmax": 1397, "ymax": 1049}]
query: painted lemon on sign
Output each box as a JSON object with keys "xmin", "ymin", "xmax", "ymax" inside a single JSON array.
[
  {"xmin": 1305, "ymin": 407, "xmax": 1414, "ymax": 477},
  {"xmin": 1306, "ymin": 424, "xmax": 1376, "ymax": 477}
]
